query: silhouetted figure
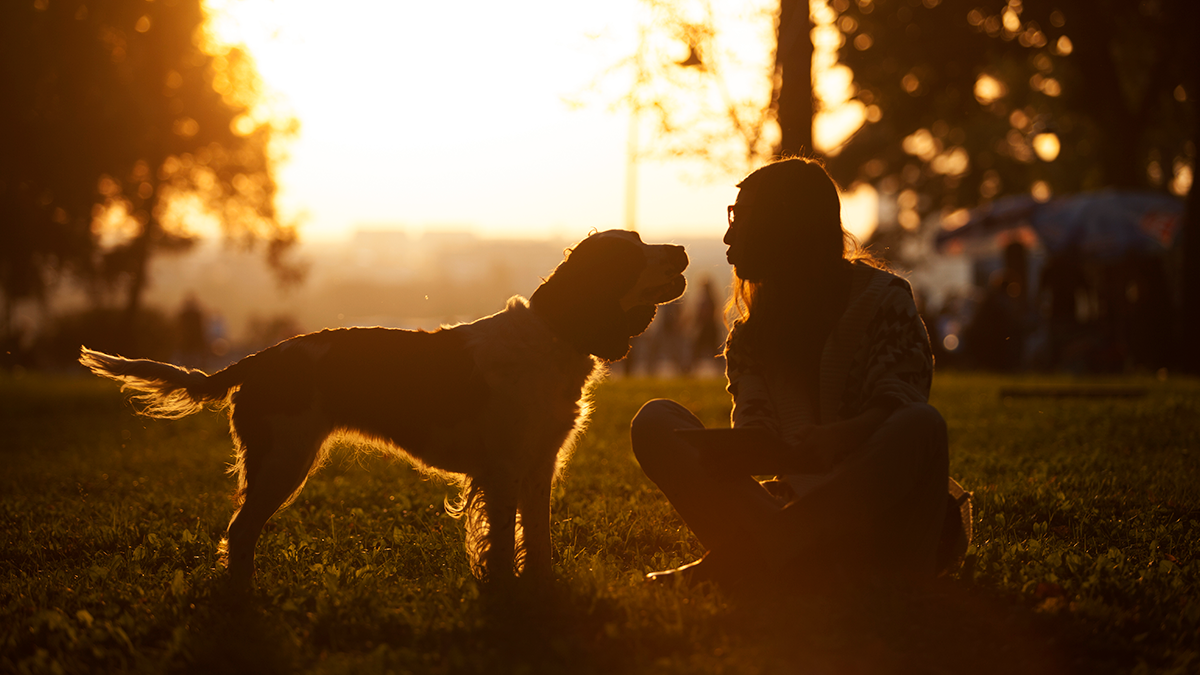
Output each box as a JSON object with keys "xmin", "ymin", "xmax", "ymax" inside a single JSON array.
[
  {"xmin": 642, "ymin": 301, "xmax": 685, "ymax": 376},
  {"xmin": 686, "ymin": 275, "xmax": 721, "ymax": 376},
  {"xmin": 1086, "ymin": 253, "xmax": 1173, "ymax": 373},
  {"xmin": 631, "ymin": 159, "xmax": 967, "ymax": 590},
  {"xmin": 964, "ymin": 241, "xmax": 1031, "ymax": 371},
  {"xmin": 929, "ymin": 292, "xmax": 968, "ymax": 367},
  {"xmin": 1036, "ymin": 252, "xmax": 1089, "ymax": 371},
  {"xmin": 177, "ymin": 294, "xmax": 207, "ymax": 367},
  {"xmin": 1124, "ymin": 254, "xmax": 1172, "ymax": 370}
]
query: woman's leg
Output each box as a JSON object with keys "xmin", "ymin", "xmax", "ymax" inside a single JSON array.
[
  {"xmin": 766, "ymin": 402, "xmax": 950, "ymax": 582},
  {"xmin": 631, "ymin": 399, "xmax": 782, "ymax": 554}
]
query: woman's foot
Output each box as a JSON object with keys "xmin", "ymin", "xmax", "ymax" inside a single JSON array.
[
  {"xmin": 645, "ymin": 550, "xmax": 745, "ymax": 586},
  {"xmin": 646, "ymin": 556, "xmax": 710, "ymax": 585}
]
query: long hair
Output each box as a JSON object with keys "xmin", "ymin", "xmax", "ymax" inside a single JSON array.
[{"xmin": 723, "ymin": 158, "xmax": 885, "ymax": 366}]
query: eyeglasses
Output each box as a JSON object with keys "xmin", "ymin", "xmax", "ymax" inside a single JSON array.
[{"xmin": 727, "ymin": 204, "xmax": 736, "ymax": 227}]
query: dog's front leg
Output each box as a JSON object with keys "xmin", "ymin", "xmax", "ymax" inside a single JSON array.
[
  {"xmin": 516, "ymin": 461, "xmax": 555, "ymax": 579},
  {"xmin": 477, "ymin": 477, "xmax": 519, "ymax": 584}
]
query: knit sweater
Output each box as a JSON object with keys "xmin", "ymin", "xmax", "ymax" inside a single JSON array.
[{"xmin": 725, "ymin": 262, "xmax": 933, "ymax": 482}]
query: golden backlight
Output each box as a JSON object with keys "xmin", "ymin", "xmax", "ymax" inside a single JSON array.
[{"xmin": 202, "ymin": 0, "xmax": 873, "ymax": 242}]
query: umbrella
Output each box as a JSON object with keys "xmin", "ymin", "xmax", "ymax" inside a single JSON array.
[{"xmin": 939, "ymin": 190, "xmax": 1186, "ymax": 260}]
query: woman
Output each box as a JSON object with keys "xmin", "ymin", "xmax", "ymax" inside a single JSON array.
[{"xmin": 632, "ymin": 158, "xmax": 963, "ymax": 587}]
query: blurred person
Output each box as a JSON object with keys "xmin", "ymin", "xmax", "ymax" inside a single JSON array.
[
  {"xmin": 964, "ymin": 241, "xmax": 1032, "ymax": 371},
  {"xmin": 932, "ymin": 292, "xmax": 967, "ymax": 368},
  {"xmin": 1124, "ymin": 254, "xmax": 1172, "ymax": 370},
  {"xmin": 1035, "ymin": 252, "xmax": 1089, "ymax": 371},
  {"xmin": 176, "ymin": 293, "xmax": 207, "ymax": 367},
  {"xmin": 686, "ymin": 275, "xmax": 722, "ymax": 376},
  {"xmin": 631, "ymin": 158, "xmax": 967, "ymax": 590},
  {"xmin": 642, "ymin": 300, "xmax": 685, "ymax": 376}
]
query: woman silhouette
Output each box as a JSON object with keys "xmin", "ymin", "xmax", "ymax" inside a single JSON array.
[{"xmin": 632, "ymin": 158, "xmax": 958, "ymax": 587}]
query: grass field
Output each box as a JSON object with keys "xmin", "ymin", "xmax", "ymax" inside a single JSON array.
[{"xmin": 2, "ymin": 371, "xmax": 1197, "ymax": 674}]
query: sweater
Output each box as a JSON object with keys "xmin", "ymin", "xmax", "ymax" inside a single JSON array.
[{"xmin": 725, "ymin": 262, "xmax": 933, "ymax": 482}]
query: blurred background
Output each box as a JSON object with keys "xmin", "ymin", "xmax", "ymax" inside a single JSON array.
[{"xmin": 1, "ymin": 0, "xmax": 1196, "ymax": 376}]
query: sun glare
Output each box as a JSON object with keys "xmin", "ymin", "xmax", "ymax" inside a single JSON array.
[{"xmin": 199, "ymin": 0, "xmax": 862, "ymax": 241}]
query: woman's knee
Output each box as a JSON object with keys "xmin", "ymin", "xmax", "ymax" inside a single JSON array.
[
  {"xmin": 879, "ymin": 402, "xmax": 949, "ymax": 466},
  {"xmin": 890, "ymin": 402, "xmax": 947, "ymax": 437},
  {"xmin": 630, "ymin": 399, "xmax": 699, "ymax": 467}
]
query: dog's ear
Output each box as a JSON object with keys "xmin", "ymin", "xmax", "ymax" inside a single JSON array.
[
  {"xmin": 530, "ymin": 232, "xmax": 647, "ymax": 361},
  {"xmin": 554, "ymin": 233, "xmax": 646, "ymax": 296}
]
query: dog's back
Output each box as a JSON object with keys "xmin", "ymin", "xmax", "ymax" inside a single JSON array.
[{"xmin": 233, "ymin": 326, "xmax": 491, "ymax": 456}]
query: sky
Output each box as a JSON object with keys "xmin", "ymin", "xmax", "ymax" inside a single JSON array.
[{"xmin": 204, "ymin": 0, "xmax": 876, "ymax": 243}]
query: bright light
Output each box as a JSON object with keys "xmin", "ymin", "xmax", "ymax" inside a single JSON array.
[
  {"xmin": 201, "ymin": 0, "xmax": 781, "ymax": 241},
  {"xmin": 931, "ymin": 147, "xmax": 970, "ymax": 176},
  {"xmin": 840, "ymin": 182, "xmax": 878, "ymax": 242},
  {"xmin": 940, "ymin": 208, "xmax": 970, "ymax": 231},
  {"xmin": 198, "ymin": 0, "xmax": 878, "ymax": 241},
  {"xmin": 974, "ymin": 74, "xmax": 1006, "ymax": 105},
  {"xmin": 902, "ymin": 128, "xmax": 940, "ymax": 161},
  {"xmin": 812, "ymin": 0, "xmax": 868, "ymax": 154},
  {"xmin": 1033, "ymin": 133, "xmax": 1061, "ymax": 161},
  {"xmin": 1172, "ymin": 162, "xmax": 1193, "ymax": 196},
  {"xmin": 815, "ymin": 102, "xmax": 868, "ymax": 153}
]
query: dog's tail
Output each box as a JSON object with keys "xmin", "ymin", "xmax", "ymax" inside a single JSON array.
[
  {"xmin": 445, "ymin": 477, "xmax": 490, "ymax": 580},
  {"xmin": 79, "ymin": 346, "xmax": 245, "ymax": 419}
]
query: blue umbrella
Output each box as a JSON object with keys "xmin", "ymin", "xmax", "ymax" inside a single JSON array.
[{"xmin": 939, "ymin": 190, "xmax": 1185, "ymax": 260}]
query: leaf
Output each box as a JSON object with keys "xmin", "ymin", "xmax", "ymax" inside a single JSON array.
[{"xmin": 170, "ymin": 569, "xmax": 187, "ymax": 597}]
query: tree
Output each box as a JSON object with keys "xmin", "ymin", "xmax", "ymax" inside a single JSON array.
[
  {"xmin": 579, "ymin": 0, "xmax": 784, "ymax": 177},
  {"xmin": 775, "ymin": 0, "xmax": 816, "ymax": 156},
  {"xmin": 824, "ymin": 0, "xmax": 1197, "ymax": 369},
  {"xmin": 0, "ymin": 0, "xmax": 299, "ymax": 348},
  {"xmin": 825, "ymin": 0, "xmax": 1194, "ymax": 231},
  {"xmin": 596, "ymin": 0, "xmax": 1199, "ymax": 369}
]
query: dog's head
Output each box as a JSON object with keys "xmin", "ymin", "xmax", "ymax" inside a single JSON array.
[{"xmin": 530, "ymin": 230, "xmax": 688, "ymax": 361}]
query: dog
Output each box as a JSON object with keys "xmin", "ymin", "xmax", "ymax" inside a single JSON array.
[{"xmin": 80, "ymin": 229, "xmax": 687, "ymax": 588}]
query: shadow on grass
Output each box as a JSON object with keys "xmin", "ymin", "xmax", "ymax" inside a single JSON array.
[
  {"xmin": 172, "ymin": 578, "xmax": 630, "ymax": 675},
  {"xmin": 177, "ymin": 590, "xmax": 302, "ymax": 675},
  {"xmin": 170, "ymin": 575, "xmax": 1114, "ymax": 675},
  {"xmin": 715, "ymin": 572, "xmax": 1163, "ymax": 675}
]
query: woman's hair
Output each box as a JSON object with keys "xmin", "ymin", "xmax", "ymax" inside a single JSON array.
[{"xmin": 723, "ymin": 157, "xmax": 883, "ymax": 359}]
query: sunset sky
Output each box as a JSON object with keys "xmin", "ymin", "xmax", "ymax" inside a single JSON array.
[{"xmin": 205, "ymin": 0, "xmax": 878, "ymax": 243}]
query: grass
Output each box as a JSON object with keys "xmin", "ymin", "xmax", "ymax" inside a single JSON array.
[{"xmin": 1, "ymin": 371, "xmax": 1197, "ymax": 674}]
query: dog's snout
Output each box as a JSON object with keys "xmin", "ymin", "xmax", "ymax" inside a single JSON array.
[{"xmin": 668, "ymin": 245, "xmax": 689, "ymax": 273}]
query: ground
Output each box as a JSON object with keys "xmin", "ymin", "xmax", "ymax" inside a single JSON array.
[{"xmin": 1, "ymin": 372, "xmax": 1196, "ymax": 674}]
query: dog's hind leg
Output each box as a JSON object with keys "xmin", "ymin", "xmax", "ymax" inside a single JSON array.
[
  {"xmin": 224, "ymin": 412, "xmax": 328, "ymax": 590},
  {"xmin": 515, "ymin": 460, "xmax": 556, "ymax": 579}
]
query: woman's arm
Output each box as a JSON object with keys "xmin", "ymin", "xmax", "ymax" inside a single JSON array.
[
  {"xmin": 802, "ymin": 401, "xmax": 897, "ymax": 468},
  {"xmin": 803, "ymin": 280, "xmax": 933, "ymax": 468},
  {"xmin": 725, "ymin": 330, "xmax": 780, "ymax": 435}
]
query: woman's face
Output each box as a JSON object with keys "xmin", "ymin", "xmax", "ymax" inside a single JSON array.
[{"xmin": 723, "ymin": 187, "xmax": 767, "ymax": 281}]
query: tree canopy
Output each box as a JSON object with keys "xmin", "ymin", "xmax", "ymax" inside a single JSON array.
[
  {"xmin": 826, "ymin": 0, "xmax": 1196, "ymax": 228},
  {"xmin": 0, "ymin": 0, "xmax": 298, "ymax": 343}
]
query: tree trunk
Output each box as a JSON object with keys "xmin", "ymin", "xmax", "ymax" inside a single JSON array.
[
  {"xmin": 1173, "ymin": 1, "xmax": 1199, "ymax": 374},
  {"xmin": 1181, "ymin": 172, "xmax": 1200, "ymax": 374},
  {"xmin": 119, "ymin": 216, "xmax": 157, "ymax": 351},
  {"xmin": 1179, "ymin": 44, "xmax": 1200, "ymax": 374},
  {"xmin": 775, "ymin": 0, "xmax": 814, "ymax": 158},
  {"xmin": 1064, "ymin": 7, "xmax": 1145, "ymax": 189}
]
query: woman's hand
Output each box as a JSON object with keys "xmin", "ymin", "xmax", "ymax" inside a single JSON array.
[{"xmin": 803, "ymin": 405, "xmax": 893, "ymax": 467}]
